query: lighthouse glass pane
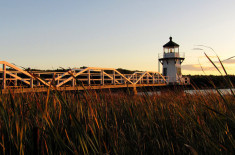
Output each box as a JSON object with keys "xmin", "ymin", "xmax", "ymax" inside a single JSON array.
[{"xmin": 163, "ymin": 68, "xmax": 167, "ymax": 76}]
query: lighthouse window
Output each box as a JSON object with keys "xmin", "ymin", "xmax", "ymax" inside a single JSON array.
[{"xmin": 163, "ymin": 68, "xmax": 167, "ymax": 76}]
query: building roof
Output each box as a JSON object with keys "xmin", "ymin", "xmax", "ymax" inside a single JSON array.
[{"xmin": 163, "ymin": 37, "xmax": 179, "ymax": 48}]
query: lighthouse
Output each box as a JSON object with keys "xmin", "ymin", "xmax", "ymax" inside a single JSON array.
[{"xmin": 158, "ymin": 37, "xmax": 186, "ymax": 84}]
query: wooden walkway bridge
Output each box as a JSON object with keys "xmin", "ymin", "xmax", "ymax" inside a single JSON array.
[{"xmin": 0, "ymin": 61, "xmax": 171, "ymax": 93}]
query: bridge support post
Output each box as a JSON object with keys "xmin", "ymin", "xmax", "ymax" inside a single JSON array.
[
  {"xmin": 158, "ymin": 74, "xmax": 159, "ymax": 84},
  {"xmin": 113, "ymin": 70, "xmax": 115, "ymax": 85},
  {"xmin": 133, "ymin": 85, "xmax": 137, "ymax": 95},
  {"xmin": 2, "ymin": 64, "xmax": 6, "ymax": 89},
  {"xmin": 37, "ymin": 74, "xmax": 41, "ymax": 86},
  {"xmin": 88, "ymin": 70, "xmax": 90, "ymax": 85},
  {"xmin": 147, "ymin": 73, "xmax": 149, "ymax": 84},
  {"xmin": 152, "ymin": 73, "xmax": 155, "ymax": 84},
  {"xmin": 101, "ymin": 70, "xmax": 104, "ymax": 85},
  {"xmin": 15, "ymin": 73, "xmax": 18, "ymax": 86},
  {"xmin": 72, "ymin": 71, "xmax": 76, "ymax": 87},
  {"xmin": 72, "ymin": 78, "xmax": 75, "ymax": 87},
  {"xmin": 57, "ymin": 74, "xmax": 59, "ymax": 85},
  {"xmin": 30, "ymin": 78, "xmax": 33, "ymax": 88}
]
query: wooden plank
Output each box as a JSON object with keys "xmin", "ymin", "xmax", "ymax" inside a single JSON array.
[
  {"xmin": 56, "ymin": 68, "xmax": 89, "ymax": 87},
  {"xmin": 103, "ymin": 72, "xmax": 120, "ymax": 84},
  {"xmin": 37, "ymin": 74, "xmax": 41, "ymax": 86},
  {"xmin": 114, "ymin": 69, "xmax": 133, "ymax": 84},
  {"xmin": 152, "ymin": 73, "xmax": 155, "ymax": 84},
  {"xmin": 134, "ymin": 72, "xmax": 147, "ymax": 84},
  {"xmin": 30, "ymin": 78, "xmax": 33, "ymax": 88},
  {"xmin": 1, "ymin": 83, "xmax": 167, "ymax": 94},
  {"xmin": 0, "ymin": 61, "xmax": 50, "ymax": 87},
  {"xmin": 113, "ymin": 70, "xmax": 115, "ymax": 85},
  {"xmin": 15, "ymin": 73, "xmax": 17, "ymax": 86},
  {"xmin": 5, "ymin": 71, "xmax": 30, "ymax": 85},
  {"xmin": 0, "ymin": 61, "xmax": 32, "ymax": 77},
  {"xmin": 147, "ymin": 73, "xmax": 149, "ymax": 84},
  {"xmin": 88, "ymin": 70, "xmax": 90, "ymax": 85},
  {"xmin": 3, "ymin": 64, "xmax": 6, "ymax": 89},
  {"xmin": 101, "ymin": 70, "xmax": 104, "ymax": 85}
]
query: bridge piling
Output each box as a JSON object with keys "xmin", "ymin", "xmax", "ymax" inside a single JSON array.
[
  {"xmin": 133, "ymin": 85, "xmax": 138, "ymax": 95},
  {"xmin": 30, "ymin": 78, "xmax": 34, "ymax": 88},
  {"xmin": 14, "ymin": 73, "xmax": 17, "ymax": 86},
  {"xmin": 113, "ymin": 70, "xmax": 115, "ymax": 85},
  {"xmin": 88, "ymin": 70, "xmax": 91, "ymax": 85},
  {"xmin": 2, "ymin": 64, "xmax": 6, "ymax": 89}
]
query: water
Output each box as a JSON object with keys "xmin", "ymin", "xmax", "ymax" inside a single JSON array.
[
  {"xmin": 184, "ymin": 88, "xmax": 235, "ymax": 95},
  {"xmin": 138, "ymin": 88, "xmax": 235, "ymax": 96}
]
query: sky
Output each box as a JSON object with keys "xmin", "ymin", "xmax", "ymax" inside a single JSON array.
[{"xmin": 1, "ymin": 0, "xmax": 235, "ymax": 75}]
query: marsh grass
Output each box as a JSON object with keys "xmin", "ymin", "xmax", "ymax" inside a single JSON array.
[{"xmin": 0, "ymin": 86, "xmax": 234, "ymax": 154}]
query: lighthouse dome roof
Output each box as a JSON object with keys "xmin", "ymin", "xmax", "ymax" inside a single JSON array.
[{"xmin": 163, "ymin": 37, "xmax": 179, "ymax": 48}]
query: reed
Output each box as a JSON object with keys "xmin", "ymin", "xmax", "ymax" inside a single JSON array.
[{"xmin": 0, "ymin": 86, "xmax": 234, "ymax": 154}]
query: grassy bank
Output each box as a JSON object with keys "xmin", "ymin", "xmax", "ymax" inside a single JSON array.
[{"xmin": 0, "ymin": 87, "xmax": 234, "ymax": 154}]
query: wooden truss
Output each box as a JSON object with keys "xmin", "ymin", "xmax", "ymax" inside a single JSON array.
[{"xmin": 0, "ymin": 61, "xmax": 169, "ymax": 90}]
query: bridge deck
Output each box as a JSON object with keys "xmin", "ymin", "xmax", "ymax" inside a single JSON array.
[{"xmin": 1, "ymin": 83, "xmax": 167, "ymax": 94}]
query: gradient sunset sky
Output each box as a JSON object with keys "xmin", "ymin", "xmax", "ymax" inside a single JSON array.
[{"xmin": 1, "ymin": 0, "xmax": 235, "ymax": 75}]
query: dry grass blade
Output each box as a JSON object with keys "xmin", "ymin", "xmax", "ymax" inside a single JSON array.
[
  {"xmin": 216, "ymin": 55, "xmax": 235, "ymax": 96},
  {"xmin": 204, "ymin": 52, "xmax": 222, "ymax": 75},
  {"xmin": 184, "ymin": 144, "xmax": 198, "ymax": 155}
]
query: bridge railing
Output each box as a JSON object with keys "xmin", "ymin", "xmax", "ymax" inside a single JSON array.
[{"xmin": 0, "ymin": 61, "xmax": 169, "ymax": 89}]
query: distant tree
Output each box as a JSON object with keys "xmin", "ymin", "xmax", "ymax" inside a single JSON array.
[
  {"xmin": 116, "ymin": 68, "xmax": 142, "ymax": 74},
  {"xmin": 187, "ymin": 75, "xmax": 235, "ymax": 88}
]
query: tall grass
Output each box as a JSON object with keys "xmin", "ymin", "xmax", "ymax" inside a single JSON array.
[{"xmin": 0, "ymin": 87, "xmax": 234, "ymax": 154}]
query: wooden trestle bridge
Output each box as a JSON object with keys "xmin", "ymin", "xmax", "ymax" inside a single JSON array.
[{"xmin": 0, "ymin": 61, "xmax": 169, "ymax": 93}]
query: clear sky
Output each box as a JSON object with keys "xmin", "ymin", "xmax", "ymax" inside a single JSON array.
[{"xmin": 1, "ymin": 0, "xmax": 235, "ymax": 75}]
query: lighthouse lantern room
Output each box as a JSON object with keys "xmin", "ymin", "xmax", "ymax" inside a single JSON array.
[{"xmin": 158, "ymin": 37, "xmax": 186, "ymax": 84}]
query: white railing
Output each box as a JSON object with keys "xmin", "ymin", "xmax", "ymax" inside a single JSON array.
[
  {"xmin": 158, "ymin": 52, "xmax": 185, "ymax": 59},
  {"xmin": 0, "ymin": 61, "xmax": 169, "ymax": 89}
]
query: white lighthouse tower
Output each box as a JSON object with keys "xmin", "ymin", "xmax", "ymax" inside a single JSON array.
[{"xmin": 158, "ymin": 37, "xmax": 186, "ymax": 84}]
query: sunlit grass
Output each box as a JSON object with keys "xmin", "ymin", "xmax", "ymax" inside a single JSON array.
[{"xmin": 0, "ymin": 87, "xmax": 234, "ymax": 154}]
